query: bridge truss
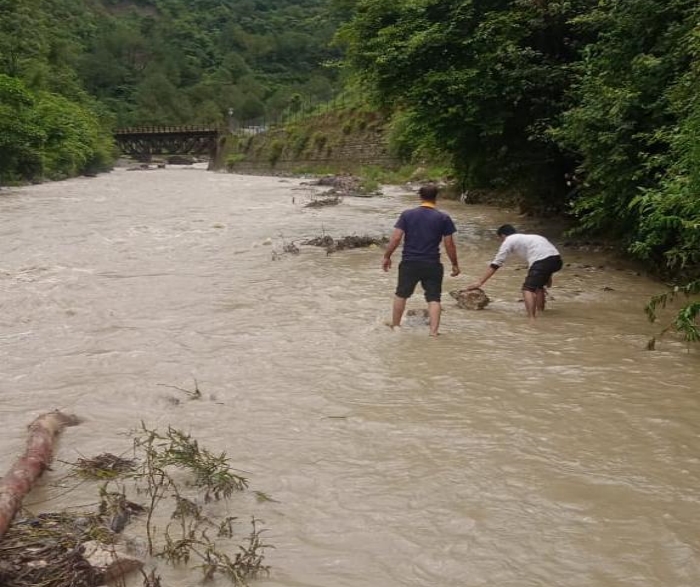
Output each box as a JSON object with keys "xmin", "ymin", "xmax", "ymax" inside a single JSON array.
[{"xmin": 114, "ymin": 126, "xmax": 223, "ymax": 162}]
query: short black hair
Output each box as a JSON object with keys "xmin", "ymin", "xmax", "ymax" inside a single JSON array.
[
  {"xmin": 418, "ymin": 184, "xmax": 438, "ymax": 201},
  {"xmin": 496, "ymin": 224, "xmax": 517, "ymax": 236}
]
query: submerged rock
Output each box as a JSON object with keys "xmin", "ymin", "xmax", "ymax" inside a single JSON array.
[{"xmin": 404, "ymin": 309, "xmax": 430, "ymax": 326}]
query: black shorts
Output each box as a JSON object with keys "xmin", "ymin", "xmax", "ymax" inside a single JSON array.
[
  {"xmin": 523, "ymin": 255, "xmax": 563, "ymax": 291},
  {"xmin": 396, "ymin": 260, "xmax": 444, "ymax": 302}
]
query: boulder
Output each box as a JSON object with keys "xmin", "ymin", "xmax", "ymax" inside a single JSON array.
[{"xmin": 449, "ymin": 288, "xmax": 490, "ymax": 310}]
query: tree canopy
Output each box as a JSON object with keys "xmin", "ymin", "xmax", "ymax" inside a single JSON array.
[
  {"xmin": 337, "ymin": 0, "xmax": 597, "ymax": 208},
  {"xmin": 337, "ymin": 0, "xmax": 700, "ymax": 277},
  {"xmin": 79, "ymin": 0, "xmax": 342, "ymax": 126},
  {"xmin": 0, "ymin": 0, "xmax": 344, "ymax": 183}
]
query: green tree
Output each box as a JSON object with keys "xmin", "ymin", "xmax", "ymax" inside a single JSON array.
[
  {"xmin": 133, "ymin": 71, "xmax": 192, "ymax": 124},
  {"xmin": 632, "ymin": 10, "xmax": 700, "ymax": 344},
  {"xmin": 337, "ymin": 0, "xmax": 594, "ymax": 210},
  {"xmin": 0, "ymin": 74, "xmax": 44, "ymax": 183},
  {"xmin": 237, "ymin": 95, "xmax": 266, "ymax": 121},
  {"xmin": 35, "ymin": 91, "xmax": 112, "ymax": 179},
  {"xmin": 0, "ymin": 0, "xmax": 47, "ymax": 78},
  {"xmin": 80, "ymin": 0, "xmax": 340, "ymax": 125},
  {"xmin": 554, "ymin": 0, "xmax": 698, "ymax": 241}
]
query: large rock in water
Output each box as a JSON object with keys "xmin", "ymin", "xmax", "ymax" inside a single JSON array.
[{"xmin": 450, "ymin": 288, "xmax": 490, "ymax": 310}]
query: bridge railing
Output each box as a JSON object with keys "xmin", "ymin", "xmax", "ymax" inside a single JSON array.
[
  {"xmin": 114, "ymin": 94, "xmax": 350, "ymax": 137},
  {"xmin": 114, "ymin": 126, "xmax": 220, "ymax": 134}
]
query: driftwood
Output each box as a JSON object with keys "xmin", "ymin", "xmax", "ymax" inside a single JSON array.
[{"xmin": 0, "ymin": 411, "xmax": 81, "ymax": 539}]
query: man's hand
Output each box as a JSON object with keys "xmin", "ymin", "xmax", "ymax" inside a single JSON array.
[
  {"xmin": 465, "ymin": 282, "xmax": 482, "ymax": 290},
  {"xmin": 451, "ymin": 264, "xmax": 461, "ymax": 277},
  {"xmin": 382, "ymin": 228, "xmax": 403, "ymax": 272}
]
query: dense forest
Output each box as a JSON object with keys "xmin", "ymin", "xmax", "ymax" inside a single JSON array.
[
  {"xmin": 0, "ymin": 0, "xmax": 342, "ymax": 182},
  {"xmin": 0, "ymin": 0, "xmax": 698, "ymax": 337},
  {"xmin": 339, "ymin": 0, "xmax": 699, "ymax": 274}
]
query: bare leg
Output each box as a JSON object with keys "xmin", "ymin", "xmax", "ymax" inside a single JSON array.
[
  {"xmin": 522, "ymin": 289, "xmax": 537, "ymax": 321},
  {"xmin": 427, "ymin": 301, "xmax": 442, "ymax": 336},
  {"xmin": 538, "ymin": 276, "xmax": 553, "ymax": 312},
  {"xmin": 392, "ymin": 296, "xmax": 407, "ymax": 328},
  {"xmin": 535, "ymin": 288, "xmax": 546, "ymax": 312}
]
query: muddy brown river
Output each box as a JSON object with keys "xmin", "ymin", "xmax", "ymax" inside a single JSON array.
[{"xmin": 1, "ymin": 166, "xmax": 699, "ymax": 587}]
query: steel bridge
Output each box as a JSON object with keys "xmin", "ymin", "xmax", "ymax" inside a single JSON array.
[{"xmin": 114, "ymin": 126, "xmax": 223, "ymax": 163}]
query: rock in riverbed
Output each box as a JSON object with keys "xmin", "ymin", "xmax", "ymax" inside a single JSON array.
[{"xmin": 449, "ymin": 288, "xmax": 490, "ymax": 310}]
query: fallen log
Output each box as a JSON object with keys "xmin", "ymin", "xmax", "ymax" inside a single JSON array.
[{"xmin": 0, "ymin": 410, "xmax": 81, "ymax": 539}]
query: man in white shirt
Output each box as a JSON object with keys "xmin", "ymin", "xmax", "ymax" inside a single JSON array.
[{"xmin": 467, "ymin": 224, "xmax": 563, "ymax": 321}]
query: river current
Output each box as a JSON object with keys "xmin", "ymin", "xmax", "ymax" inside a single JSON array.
[{"xmin": 1, "ymin": 166, "xmax": 699, "ymax": 587}]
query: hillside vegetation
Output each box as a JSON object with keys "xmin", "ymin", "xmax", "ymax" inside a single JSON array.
[
  {"xmin": 0, "ymin": 0, "xmax": 342, "ymax": 183},
  {"xmin": 339, "ymin": 1, "xmax": 699, "ymax": 275},
  {"xmin": 82, "ymin": 0, "xmax": 342, "ymax": 126}
]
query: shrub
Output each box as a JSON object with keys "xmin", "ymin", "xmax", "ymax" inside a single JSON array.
[
  {"xmin": 291, "ymin": 132, "xmax": 310, "ymax": 157},
  {"xmin": 312, "ymin": 132, "xmax": 327, "ymax": 151},
  {"xmin": 268, "ymin": 140, "xmax": 284, "ymax": 165},
  {"xmin": 226, "ymin": 153, "xmax": 246, "ymax": 170}
]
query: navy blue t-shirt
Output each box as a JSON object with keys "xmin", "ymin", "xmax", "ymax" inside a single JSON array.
[{"xmin": 395, "ymin": 205, "xmax": 456, "ymax": 263}]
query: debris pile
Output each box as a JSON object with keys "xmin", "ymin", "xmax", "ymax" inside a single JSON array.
[
  {"xmin": 0, "ymin": 505, "xmax": 142, "ymax": 587},
  {"xmin": 303, "ymin": 174, "xmax": 379, "ymax": 197},
  {"xmin": 304, "ymin": 194, "xmax": 342, "ymax": 208},
  {"xmin": 303, "ymin": 235, "xmax": 388, "ymax": 254},
  {"xmin": 0, "ymin": 413, "xmax": 270, "ymax": 587}
]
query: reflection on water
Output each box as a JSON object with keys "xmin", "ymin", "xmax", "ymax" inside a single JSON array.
[{"xmin": 1, "ymin": 167, "xmax": 699, "ymax": 587}]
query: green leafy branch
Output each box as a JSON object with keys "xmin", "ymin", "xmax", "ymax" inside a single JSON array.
[{"xmin": 645, "ymin": 279, "xmax": 700, "ymax": 347}]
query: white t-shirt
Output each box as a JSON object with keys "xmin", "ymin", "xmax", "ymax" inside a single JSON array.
[{"xmin": 491, "ymin": 234, "xmax": 560, "ymax": 268}]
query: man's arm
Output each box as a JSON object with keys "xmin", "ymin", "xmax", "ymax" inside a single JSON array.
[
  {"xmin": 466, "ymin": 240, "xmax": 509, "ymax": 289},
  {"xmin": 443, "ymin": 234, "xmax": 460, "ymax": 276},
  {"xmin": 466, "ymin": 264, "xmax": 498, "ymax": 290},
  {"xmin": 382, "ymin": 228, "xmax": 404, "ymax": 272}
]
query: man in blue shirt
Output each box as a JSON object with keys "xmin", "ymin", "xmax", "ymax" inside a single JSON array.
[{"xmin": 382, "ymin": 184, "xmax": 460, "ymax": 335}]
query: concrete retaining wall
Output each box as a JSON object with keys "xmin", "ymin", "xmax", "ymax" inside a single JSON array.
[{"xmin": 219, "ymin": 116, "xmax": 401, "ymax": 174}]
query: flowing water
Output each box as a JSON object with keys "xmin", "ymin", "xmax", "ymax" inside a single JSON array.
[{"xmin": 1, "ymin": 166, "xmax": 699, "ymax": 587}]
